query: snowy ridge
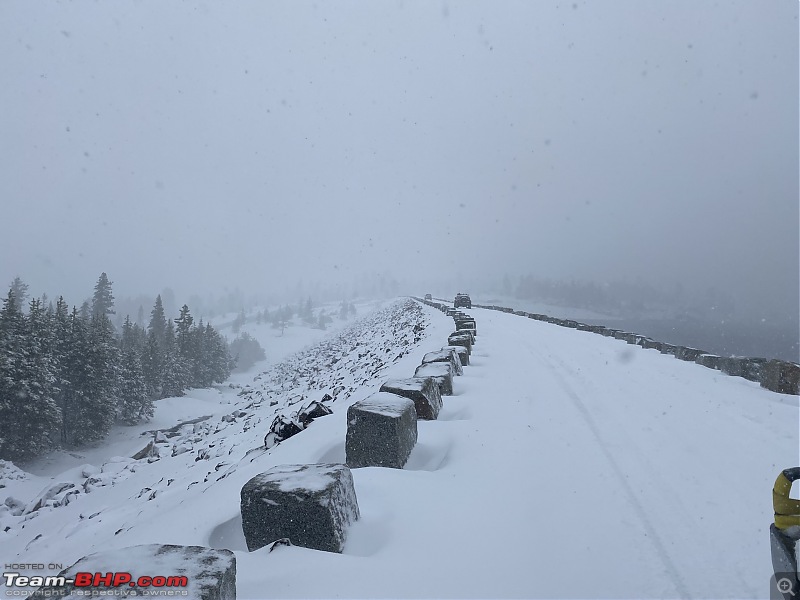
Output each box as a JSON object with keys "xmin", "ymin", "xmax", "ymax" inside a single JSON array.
[
  {"xmin": 0, "ymin": 298, "xmax": 430, "ymax": 589},
  {"xmin": 243, "ymin": 298, "xmax": 427, "ymax": 405}
]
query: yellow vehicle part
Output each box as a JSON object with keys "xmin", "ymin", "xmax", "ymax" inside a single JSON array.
[{"xmin": 773, "ymin": 467, "xmax": 800, "ymax": 530}]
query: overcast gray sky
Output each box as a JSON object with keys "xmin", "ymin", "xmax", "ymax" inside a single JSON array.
[{"xmin": 1, "ymin": 1, "xmax": 797, "ymax": 318}]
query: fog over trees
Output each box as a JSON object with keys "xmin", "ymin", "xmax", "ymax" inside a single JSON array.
[{"xmin": 0, "ymin": 275, "xmax": 235, "ymax": 461}]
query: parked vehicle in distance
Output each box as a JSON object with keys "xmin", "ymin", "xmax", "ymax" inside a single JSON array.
[
  {"xmin": 454, "ymin": 293, "xmax": 472, "ymax": 309},
  {"xmin": 424, "ymin": 294, "xmax": 432, "ymax": 301}
]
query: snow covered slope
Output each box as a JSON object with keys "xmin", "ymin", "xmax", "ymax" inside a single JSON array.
[{"xmin": 2, "ymin": 299, "xmax": 797, "ymax": 598}]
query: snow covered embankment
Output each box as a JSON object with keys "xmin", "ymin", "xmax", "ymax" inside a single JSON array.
[{"xmin": 0, "ymin": 298, "xmax": 429, "ymax": 589}]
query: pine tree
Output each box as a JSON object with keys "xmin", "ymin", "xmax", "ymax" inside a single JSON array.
[
  {"xmin": 75, "ymin": 313, "xmax": 120, "ymax": 443},
  {"xmin": 92, "ymin": 272, "xmax": 116, "ymax": 318},
  {"xmin": 141, "ymin": 330, "xmax": 163, "ymax": 399},
  {"xmin": 23, "ymin": 299, "xmax": 61, "ymax": 451},
  {"xmin": 117, "ymin": 346, "xmax": 151, "ymax": 424},
  {"xmin": 0, "ymin": 293, "xmax": 60, "ymax": 460},
  {"xmin": 136, "ymin": 305, "xmax": 145, "ymax": 326},
  {"xmin": 302, "ymin": 297, "xmax": 314, "ymax": 324},
  {"xmin": 9, "ymin": 276, "xmax": 29, "ymax": 310},
  {"xmin": 51, "ymin": 297, "xmax": 73, "ymax": 444},
  {"xmin": 204, "ymin": 323, "xmax": 234, "ymax": 383},
  {"xmin": 175, "ymin": 305, "xmax": 194, "ymax": 356},
  {"xmin": 148, "ymin": 295, "xmax": 167, "ymax": 348},
  {"xmin": 57, "ymin": 308, "xmax": 92, "ymax": 445},
  {"xmin": 161, "ymin": 320, "xmax": 188, "ymax": 397},
  {"xmin": 79, "ymin": 300, "xmax": 91, "ymax": 322},
  {"xmin": 192, "ymin": 320, "xmax": 211, "ymax": 387}
]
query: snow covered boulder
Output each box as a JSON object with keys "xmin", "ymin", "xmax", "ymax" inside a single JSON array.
[
  {"xmin": 380, "ymin": 377, "xmax": 443, "ymax": 420},
  {"xmin": 761, "ymin": 360, "xmax": 800, "ymax": 395},
  {"xmin": 414, "ymin": 362, "xmax": 455, "ymax": 396},
  {"xmin": 346, "ymin": 393, "xmax": 418, "ymax": 468},
  {"xmin": 443, "ymin": 344, "xmax": 469, "ymax": 366},
  {"xmin": 24, "ymin": 482, "xmax": 77, "ymax": 514},
  {"xmin": 4, "ymin": 496, "xmax": 25, "ymax": 516},
  {"xmin": 241, "ymin": 463, "xmax": 359, "ymax": 554},
  {"xmin": 132, "ymin": 438, "xmax": 160, "ymax": 460},
  {"xmin": 32, "ymin": 544, "xmax": 236, "ymax": 599},
  {"xmin": 297, "ymin": 398, "xmax": 333, "ymax": 427},
  {"xmin": 264, "ymin": 414, "xmax": 304, "ymax": 449},
  {"xmin": 422, "ymin": 349, "xmax": 463, "ymax": 376}
]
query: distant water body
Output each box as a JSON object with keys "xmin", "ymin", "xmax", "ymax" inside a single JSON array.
[
  {"xmin": 580, "ymin": 316, "xmax": 799, "ymax": 363},
  {"xmin": 475, "ymin": 297, "xmax": 799, "ymax": 363}
]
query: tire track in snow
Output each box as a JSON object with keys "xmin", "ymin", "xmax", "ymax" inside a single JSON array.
[
  {"xmin": 542, "ymin": 351, "xmax": 759, "ymax": 597},
  {"xmin": 484, "ymin": 313, "xmax": 693, "ymax": 599},
  {"xmin": 529, "ymin": 344, "xmax": 692, "ymax": 599}
]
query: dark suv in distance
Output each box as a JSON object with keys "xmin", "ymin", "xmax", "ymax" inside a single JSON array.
[
  {"xmin": 424, "ymin": 294, "xmax": 432, "ymax": 301},
  {"xmin": 454, "ymin": 293, "xmax": 472, "ymax": 309}
]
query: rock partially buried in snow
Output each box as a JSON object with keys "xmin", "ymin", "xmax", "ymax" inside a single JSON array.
[
  {"xmin": 443, "ymin": 344, "xmax": 469, "ymax": 366},
  {"xmin": 451, "ymin": 328, "xmax": 475, "ymax": 344},
  {"xmin": 24, "ymin": 482, "xmax": 77, "ymax": 514},
  {"xmin": 380, "ymin": 377, "xmax": 443, "ymax": 420},
  {"xmin": 132, "ymin": 439, "xmax": 159, "ymax": 460},
  {"xmin": 414, "ymin": 362, "xmax": 455, "ymax": 396},
  {"xmin": 241, "ymin": 463, "xmax": 359, "ymax": 554},
  {"xmin": 447, "ymin": 333, "xmax": 472, "ymax": 354},
  {"xmin": 422, "ymin": 348, "xmax": 463, "ymax": 376},
  {"xmin": 32, "ymin": 544, "xmax": 236, "ymax": 599},
  {"xmin": 761, "ymin": 359, "xmax": 800, "ymax": 395},
  {"xmin": 455, "ymin": 318, "xmax": 477, "ymax": 336},
  {"xmin": 659, "ymin": 343, "xmax": 678, "ymax": 356},
  {"xmin": 673, "ymin": 346, "xmax": 706, "ymax": 362},
  {"xmin": 695, "ymin": 354, "xmax": 723, "ymax": 370},
  {"xmin": 720, "ymin": 356, "xmax": 766, "ymax": 382},
  {"xmin": 346, "ymin": 393, "xmax": 418, "ymax": 468}
]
